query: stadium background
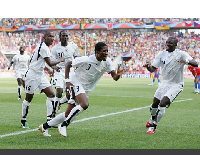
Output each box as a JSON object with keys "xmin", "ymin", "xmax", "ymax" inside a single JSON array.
[
  {"xmin": 0, "ymin": 18, "xmax": 200, "ymax": 78},
  {"xmin": 0, "ymin": 18, "xmax": 200, "ymax": 150}
]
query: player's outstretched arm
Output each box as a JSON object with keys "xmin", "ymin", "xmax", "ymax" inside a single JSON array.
[
  {"xmin": 143, "ymin": 63, "xmax": 157, "ymax": 73},
  {"xmin": 187, "ymin": 59, "xmax": 198, "ymax": 67},
  {"xmin": 44, "ymin": 57, "xmax": 65, "ymax": 67},
  {"xmin": 111, "ymin": 64, "xmax": 124, "ymax": 81},
  {"xmin": 177, "ymin": 59, "xmax": 198, "ymax": 67}
]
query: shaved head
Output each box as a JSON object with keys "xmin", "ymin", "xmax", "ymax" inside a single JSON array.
[
  {"xmin": 168, "ymin": 37, "xmax": 178, "ymax": 46},
  {"xmin": 44, "ymin": 31, "xmax": 54, "ymax": 38},
  {"xmin": 43, "ymin": 31, "xmax": 54, "ymax": 46}
]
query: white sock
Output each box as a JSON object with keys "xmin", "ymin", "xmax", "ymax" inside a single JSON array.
[
  {"xmin": 64, "ymin": 105, "xmax": 84, "ymax": 125},
  {"xmin": 47, "ymin": 112, "xmax": 66, "ymax": 127},
  {"xmin": 46, "ymin": 97, "xmax": 54, "ymax": 119},
  {"xmin": 149, "ymin": 105, "xmax": 158, "ymax": 123},
  {"xmin": 150, "ymin": 104, "xmax": 158, "ymax": 116},
  {"xmin": 60, "ymin": 95, "xmax": 68, "ymax": 104},
  {"xmin": 18, "ymin": 86, "xmax": 22, "ymax": 97},
  {"xmin": 155, "ymin": 106, "xmax": 166, "ymax": 123},
  {"xmin": 22, "ymin": 99, "xmax": 30, "ymax": 119}
]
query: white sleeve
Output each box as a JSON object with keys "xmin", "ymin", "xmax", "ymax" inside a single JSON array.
[
  {"xmin": 40, "ymin": 47, "xmax": 50, "ymax": 59},
  {"xmin": 73, "ymin": 44, "xmax": 79, "ymax": 57},
  {"xmin": 152, "ymin": 51, "xmax": 162, "ymax": 68},
  {"xmin": 106, "ymin": 58, "xmax": 115, "ymax": 73},
  {"xmin": 11, "ymin": 55, "xmax": 17, "ymax": 63},
  {"xmin": 181, "ymin": 51, "xmax": 193, "ymax": 61},
  {"xmin": 71, "ymin": 56, "xmax": 87, "ymax": 68},
  {"xmin": 51, "ymin": 46, "xmax": 57, "ymax": 60},
  {"xmin": 27, "ymin": 55, "xmax": 31, "ymax": 62}
]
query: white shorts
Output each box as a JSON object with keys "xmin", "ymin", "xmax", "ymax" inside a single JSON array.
[
  {"xmin": 51, "ymin": 72, "xmax": 65, "ymax": 89},
  {"xmin": 15, "ymin": 70, "xmax": 26, "ymax": 80},
  {"xmin": 154, "ymin": 81, "xmax": 184, "ymax": 103},
  {"xmin": 71, "ymin": 81, "xmax": 86, "ymax": 96},
  {"xmin": 69, "ymin": 75, "xmax": 91, "ymax": 97},
  {"xmin": 68, "ymin": 77, "xmax": 90, "ymax": 105},
  {"xmin": 24, "ymin": 70, "xmax": 51, "ymax": 94}
]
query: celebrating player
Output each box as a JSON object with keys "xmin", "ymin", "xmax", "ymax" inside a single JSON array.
[
  {"xmin": 57, "ymin": 39, "xmax": 80, "ymax": 108},
  {"xmin": 8, "ymin": 46, "xmax": 30, "ymax": 101},
  {"xmin": 39, "ymin": 42, "xmax": 124, "ymax": 137},
  {"xmin": 20, "ymin": 31, "xmax": 65, "ymax": 129},
  {"xmin": 50, "ymin": 30, "xmax": 78, "ymax": 118},
  {"xmin": 143, "ymin": 37, "xmax": 198, "ymax": 134}
]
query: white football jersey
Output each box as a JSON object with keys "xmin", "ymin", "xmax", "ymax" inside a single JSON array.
[
  {"xmin": 70, "ymin": 54, "xmax": 115, "ymax": 92},
  {"xmin": 152, "ymin": 49, "xmax": 193, "ymax": 84},
  {"xmin": 11, "ymin": 53, "xmax": 30, "ymax": 71},
  {"xmin": 51, "ymin": 43, "xmax": 76, "ymax": 73},
  {"xmin": 68, "ymin": 41, "xmax": 79, "ymax": 57},
  {"xmin": 28, "ymin": 42, "xmax": 51, "ymax": 74}
]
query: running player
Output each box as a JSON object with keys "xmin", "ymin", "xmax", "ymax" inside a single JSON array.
[
  {"xmin": 50, "ymin": 30, "xmax": 77, "ymax": 118},
  {"xmin": 8, "ymin": 46, "xmax": 30, "ymax": 101},
  {"xmin": 57, "ymin": 40, "xmax": 80, "ymax": 108},
  {"xmin": 20, "ymin": 31, "xmax": 65, "ymax": 129},
  {"xmin": 143, "ymin": 37, "xmax": 198, "ymax": 134},
  {"xmin": 39, "ymin": 42, "xmax": 124, "ymax": 137}
]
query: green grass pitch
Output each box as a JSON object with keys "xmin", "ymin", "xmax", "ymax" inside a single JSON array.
[{"xmin": 0, "ymin": 77, "xmax": 199, "ymax": 149}]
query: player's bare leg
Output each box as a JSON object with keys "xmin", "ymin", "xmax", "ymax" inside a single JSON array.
[
  {"xmin": 58, "ymin": 93, "xmax": 88, "ymax": 137},
  {"xmin": 21, "ymin": 93, "xmax": 34, "ymax": 129},
  {"xmin": 43, "ymin": 86, "xmax": 56, "ymax": 121}
]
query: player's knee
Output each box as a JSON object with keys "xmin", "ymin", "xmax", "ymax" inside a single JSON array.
[
  {"xmin": 159, "ymin": 102, "xmax": 168, "ymax": 107},
  {"xmin": 47, "ymin": 93, "xmax": 55, "ymax": 98},
  {"xmin": 25, "ymin": 94, "xmax": 33, "ymax": 103},
  {"xmin": 80, "ymin": 102, "xmax": 89, "ymax": 110},
  {"xmin": 56, "ymin": 90, "xmax": 63, "ymax": 98},
  {"xmin": 56, "ymin": 93, "xmax": 62, "ymax": 98},
  {"xmin": 159, "ymin": 101, "xmax": 170, "ymax": 107},
  {"xmin": 160, "ymin": 97, "xmax": 170, "ymax": 107},
  {"xmin": 152, "ymin": 98, "xmax": 160, "ymax": 108},
  {"xmin": 151, "ymin": 103, "xmax": 159, "ymax": 108}
]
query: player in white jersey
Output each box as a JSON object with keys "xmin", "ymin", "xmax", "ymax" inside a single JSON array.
[
  {"xmin": 143, "ymin": 37, "xmax": 198, "ymax": 134},
  {"xmin": 56, "ymin": 41, "xmax": 80, "ymax": 109},
  {"xmin": 8, "ymin": 46, "xmax": 30, "ymax": 101},
  {"xmin": 39, "ymin": 42, "xmax": 124, "ymax": 137},
  {"xmin": 50, "ymin": 30, "xmax": 77, "ymax": 118},
  {"xmin": 68, "ymin": 41, "xmax": 79, "ymax": 55},
  {"xmin": 20, "ymin": 31, "xmax": 65, "ymax": 129}
]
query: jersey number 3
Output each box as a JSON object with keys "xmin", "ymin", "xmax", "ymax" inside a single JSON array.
[{"xmin": 86, "ymin": 64, "xmax": 91, "ymax": 70}]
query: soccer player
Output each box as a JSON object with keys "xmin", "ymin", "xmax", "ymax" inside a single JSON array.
[
  {"xmin": 39, "ymin": 42, "xmax": 124, "ymax": 137},
  {"xmin": 188, "ymin": 65, "xmax": 200, "ymax": 94},
  {"xmin": 148, "ymin": 68, "xmax": 161, "ymax": 86},
  {"xmin": 50, "ymin": 30, "xmax": 78, "ymax": 118},
  {"xmin": 8, "ymin": 46, "xmax": 30, "ymax": 101},
  {"xmin": 143, "ymin": 37, "xmax": 198, "ymax": 134},
  {"xmin": 20, "ymin": 31, "xmax": 65, "ymax": 129}
]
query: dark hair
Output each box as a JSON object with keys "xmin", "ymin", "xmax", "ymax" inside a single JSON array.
[
  {"xmin": 168, "ymin": 37, "xmax": 178, "ymax": 46},
  {"xmin": 44, "ymin": 31, "xmax": 52, "ymax": 38},
  {"xmin": 59, "ymin": 30, "xmax": 67, "ymax": 38},
  {"xmin": 95, "ymin": 42, "xmax": 107, "ymax": 52}
]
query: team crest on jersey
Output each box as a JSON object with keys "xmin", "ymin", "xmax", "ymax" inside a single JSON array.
[{"xmin": 101, "ymin": 67, "xmax": 106, "ymax": 71}]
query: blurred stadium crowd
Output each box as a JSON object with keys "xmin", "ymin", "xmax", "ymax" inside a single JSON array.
[
  {"xmin": 1, "ymin": 18, "xmax": 200, "ymax": 27},
  {"xmin": 0, "ymin": 18, "xmax": 200, "ymax": 74}
]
